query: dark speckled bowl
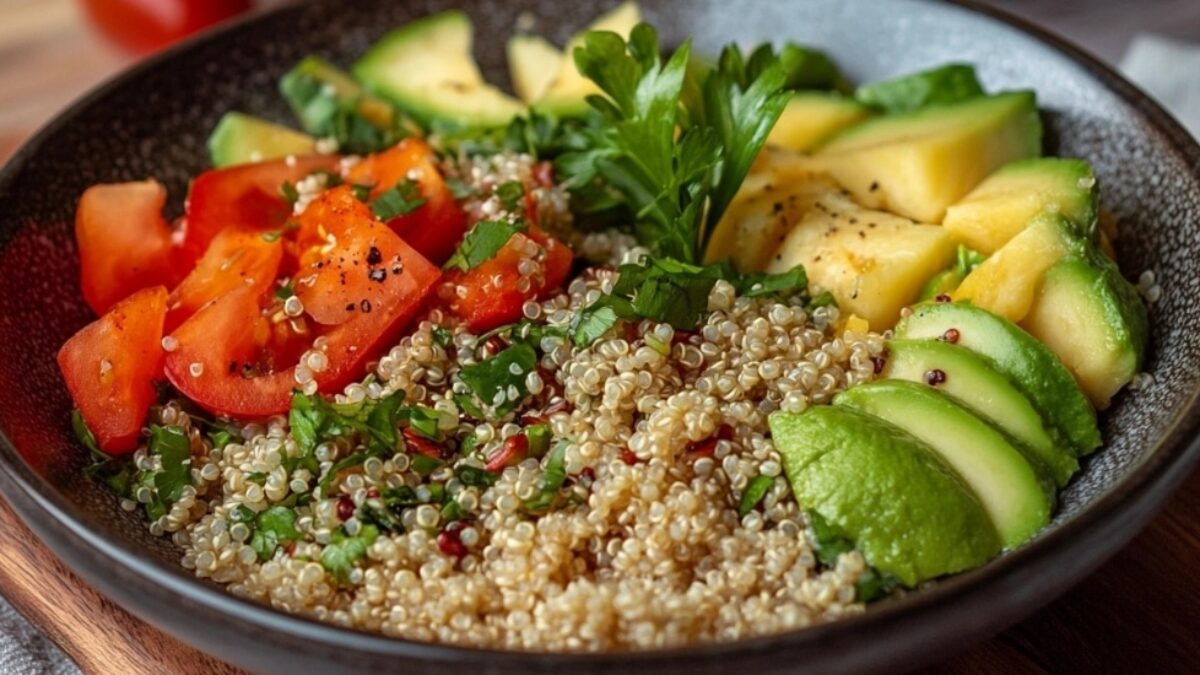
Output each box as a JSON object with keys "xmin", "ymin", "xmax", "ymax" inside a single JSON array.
[{"xmin": 1, "ymin": 0, "xmax": 1198, "ymax": 672}]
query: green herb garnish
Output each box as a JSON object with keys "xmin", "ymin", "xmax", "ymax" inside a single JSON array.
[
  {"xmin": 250, "ymin": 506, "xmax": 302, "ymax": 562},
  {"xmin": 738, "ymin": 475, "xmax": 774, "ymax": 517},
  {"xmin": 370, "ymin": 178, "xmax": 426, "ymax": 220},
  {"xmin": 320, "ymin": 524, "xmax": 379, "ymax": 584},
  {"xmin": 494, "ymin": 180, "xmax": 526, "ymax": 212},
  {"xmin": 455, "ymin": 465, "xmax": 497, "ymax": 488},
  {"xmin": 523, "ymin": 440, "xmax": 569, "ymax": 512},
  {"xmin": 280, "ymin": 180, "xmax": 299, "ymax": 207},
  {"xmin": 443, "ymin": 219, "xmax": 525, "ymax": 272},
  {"xmin": 456, "ymin": 343, "xmax": 537, "ymax": 417}
]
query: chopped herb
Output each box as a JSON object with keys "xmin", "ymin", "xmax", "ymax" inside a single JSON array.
[
  {"xmin": 571, "ymin": 294, "xmax": 635, "ymax": 347},
  {"xmin": 440, "ymin": 500, "xmax": 466, "ymax": 523},
  {"xmin": 525, "ymin": 424, "xmax": 552, "ymax": 458},
  {"xmin": 280, "ymin": 180, "xmax": 299, "ymax": 206},
  {"xmin": 409, "ymin": 454, "xmax": 442, "ymax": 476},
  {"xmin": 279, "ymin": 59, "xmax": 413, "ymax": 154},
  {"xmin": 445, "ymin": 177, "xmax": 480, "ymax": 200},
  {"xmin": 380, "ymin": 486, "xmax": 421, "ymax": 509},
  {"xmin": 458, "ymin": 431, "xmax": 479, "ymax": 456},
  {"xmin": 455, "ymin": 465, "xmax": 497, "ymax": 488},
  {"xmin": 807, "ymin": 509, "xmax": 855, "ymax": 566},
  {"xmin": 432, "ymin": 326, "xmax": 454, "ymax": 348},
  {"xmin": 808, "ymin": 291, "xmax": 838, "ymax": 310},
  {"xmin": 250, "ymin": 506, "xmax": 302, "ymax": 561},
  {"xmin": 70, "ymin": 409, "xmax": 105, "ymax": 461},
  {"xmin": 351, "ymin": 183, "xmax": 373, "ymax": 201},
  {"xmin": 230, "ymin": 504, "xmax": 256, "ymax": 523},
  {"xmin": 738, "ymin": 475, "xmax": 774, "ymax": 517},
  {"xmin": 523, "ymin": 440, "xmax": 569, "ymax": 512},
  {"xmin": 320, "ymin": 524, "xmax": 379, "ymax": 584},
  {"xmin": 274, "ymin": 283, "xmax": 294, "ymax": 300},
  {"xmin": 207, "ymin": 428, "xmax": 235, "ymax": 449},
  {"xmin": 494, "ymin": 180, "xmax": 526, "ymax": 212},
  {"xmin": 854, "ymin": 567, "xmax": 901, "ymax": 603},
  {"xmin": 262, "ymin": 230, "xmax": 284, "ymax": 243},
  {"xmin": 735, "ymin": 265, "xmax": 808, "ymax": 299},
  {"xmin": 149, "ymin": 425, "xmax": 192, "ymax": 505},
  {"xmin": 456, "ymin": 343, "xmax": 537, "ymax": 417},
  {"xmin": 245, "ymin": 471, "xmax": 268, "ymax": 484},
  {"xmin": 443, "ymin": 219, "xmax": 525, "ymax": 272},
  {"xmin": 370, "ymin": 179, "xmax": 426, "ymax": 220}
]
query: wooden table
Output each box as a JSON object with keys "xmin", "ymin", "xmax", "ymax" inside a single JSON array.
[{"xmin": 1, "ymin": 1, "xmax": 1198, "ymax": 673}]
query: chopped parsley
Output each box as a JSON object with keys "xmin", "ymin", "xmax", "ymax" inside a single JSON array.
[
  {"xmin": 523, "ymin": 440, "xmax": 569, "ymax": 512},
  {"xmin": 738, "ymin": 475, "xmax": 774, "ymax": 517},
  {"xmin": 455, "ymin": 465, "xmax": 498, "ymax": 488},
  {"xmin": 149, "ymin": 425, "xmax": 192, "ymax": 506},
  {"xmin": 370, "ymin": 179, "xmax": 426, "ymax": 220},
  {"xmin": 494, "ymin": 180, "xmax": 526, "ymax": 212},
  {"xmin": 806, "ymin": 509, "xmax": 856, "ymax": 567},
  {"xmin": 249, "ymin": 506, "xmax": 302, "ymax": 561},
  {"xmin": 70, "ymin": 410, "xmax": 105, "ymax": 461},
  {"xmin": 274, "ymin": 282, "xmax": 294, "ymax": 300},
  {"xmin": 443, "ymin": 219, "xmax": 525, "ymax": 272},
  {"xmin": 431, "ymin": 326, "xmax": 454, "ymax": 348},
  {"xmin": 279, "ymin": 180, "xmax": 299, "ymax": 207},
  {"xmin": 320, "ymin": 524, "xmax": 379, "ymax": 584},
  {"xmin": 456, "ymin": 343, "xmax": 537, "ymax": 418}
]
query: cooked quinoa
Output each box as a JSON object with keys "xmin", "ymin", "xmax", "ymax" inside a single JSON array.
[{"xmin": 112, "ymin": 150, "xmax": 888, "ymax": 651}]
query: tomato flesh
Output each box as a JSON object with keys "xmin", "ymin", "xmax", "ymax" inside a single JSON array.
[
  {"xmin": 182, "ymin": 155, "xmax": 339, "ymax": 263},
  {"xmin": 167, "ymin": 228, "xmax": 284, "ymax": 330},
  {"xmin": 80, "ymin": 0, "xmax": 250, "ymax": 54},
  {"xmin": 346, "ymin": 139, "xmax": 467, "ymax": 265},
  {"xmin": 445, "ymin": 228, "xmax": 573, "ymax": 333},
  {"xmin": 76, "ymin": 180, "xmax": 181, "ymax": 315},
  {"xmin": 165, "ymin": 212, "xmax": 441, "ymax": 418},
  {"xmin": 58, "ymin": 286, "xmax": 169, "ymax": 453}
]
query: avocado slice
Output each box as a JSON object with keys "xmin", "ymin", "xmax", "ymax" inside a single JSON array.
[
  {"xmin": 896, "ymin": 302, "xmax": 1101, "ymax": 456},
  {"xmin": 770, "ymin": 406, "xmax": 1000, "ymax": 586},
  {"xmin": 279, "ymin": 55, "xmax": 409, "ymax": 151},
  {"xmin": 917, "ymin": 245, "xmax": 986, "ymax": 301},
  {"xmin": 766, "ymin": 92, "xmax": 873, "ymax": 152},
  {"xmin": 855, "ymin": 63, "xmax": 984, "ymax": 114},
  {"xmin": 353, "ymin": 11, "xmax": 524, "ymax": 129},
  {"xmin": 882, "ymin": 338, "xmax": 1077, "ymax": 486},
  {"xmin": 1023, "ymin": 251, "xmax": 1149, "ymax": 409},
  {"xmin": 952, "ymin": 212, "xmax": 1079, "ymax": 322},
  {"xmin": 507, "ymin": 34, "xmax": 563, "ymax": 103},
  {"xmin": 813, "ymin": 91, "xmax": 1042, "ymax": 223},
  {"xmin": 836, "ymin": 381, "xmax": 1053, "ymax": 548},
  {"xmin": 534, "ymin": 1, "xmax": 642, "ymax": 117},
  {"xmin": 206, "ymin": 112, "xmax": 316, "ymax": 168},
  {"xmin": 944, "ymin": 157, "xmax": 1098, "ymax": 254}
]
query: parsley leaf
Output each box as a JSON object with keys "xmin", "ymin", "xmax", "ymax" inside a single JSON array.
[
  {"xmin": 320, "ymin": 524, "xmax": 379, "ymax": 584},
  {"xmin": 807, "ymin": 509, "xmax": 856, "ymax": 566},
  {"xmin": 855, "ymin": 568, "xmax": 901, "ymax": 603},
  {"xmin": 274, "ymin": 282, "xmax": 294, "ymax": 300},
  {"xmin": 280, "ymin": 180, "xmax": 299, "ymax": 207},
  {"xmin": 249, "ymin": 506, "xmax": 302, "ymax": 561},
  {"xmin": 443, "ymin": 220, "xmax": 525, "ymax": 272},
  {"xmin": 523, "ymin": 440, "xmax": 569, "ymax": 512},
  {"xmin": 738, "ymin": 475, "xmax": 774, "ymax": 517},
  {"xmin": 70, "ymin": 410, "xmax": 105, "ymax": 461},
  {"xmin": 856, "ymin": 63, "xmax": 983, "ymax": 113},
  {"xmin": 149, "ymin": 425, "xmax": 191, "ymax": 505},
  {"xmin": 445, "ymin": 177, "xmax": 479, "ymax": 200},
  {"xmin": 455, "ymin": 465, "xmax": 497, "ymax": 488},
  {"xmin": 735, "ymin": 265, "xmax": 808, "ymax": 299},
  {"xmin": 370, "ymin": 179, "xmax": 426, "ymax": 220},
  {"xmin": 432, "ymin": 326, "xmax": 454, "ymax": 348},
  {"xmin": 494, "ymin": 181, "xmax": 526, "ymax": 212},
  {"xmin": 456, "ymin": 343, "xmax": 537, "ymax": 418}
]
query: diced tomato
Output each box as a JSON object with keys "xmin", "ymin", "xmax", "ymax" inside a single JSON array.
[
  {"xmin": 290, "ymin": 184, "xmax": 375, "ymax": 266},
  {"xmin": 346, "ymin": 139, "xmax": 467, "ymax": 265},
  {"xmin": 166, "ymin": 228, "xmax": 283, "ymax": 330},
  {"xmin": 182, "ymin": 155, "xmax": 338, "ymax": 263},
  {"xmin": 57, "ymin": 286, "xmax": 168, "ymax": 453},
  {"xmin": 76, "ymin": 181, "xmax": 181, "ymax": 315},
  {"xmin": 444, "ymin": 227, "xmax": 573, "ymax": 333},
  {"xmin": 164, "ymin": 216, "xmax": 441, "ymax": 418}
]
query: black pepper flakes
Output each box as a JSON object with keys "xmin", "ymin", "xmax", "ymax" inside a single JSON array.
[
  {"xmin": 345, "ymin": 303, "xmax": 356, "ymax": 312},
  {"xmin": 869, "ymin": 181, "xmax": 880, "ymax": 192},
  {"xmin": 366, "ymin": 246, "xmax": 383, "ymax": 266},
  {"xmin": 360, "ymin": 299, "xmax": 372, "ymax": 313}
]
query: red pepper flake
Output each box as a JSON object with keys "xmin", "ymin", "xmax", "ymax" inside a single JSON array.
[
  {"xmin": 941, "ymin": 328, "xmax": 961, "ymax": 344},
  {"xmin": 925, "ymin": 368, "xmax": 948, "ymax": 386},
  {"xmin": 620, "ymin": 448, "xmax": 639, "ymax": 465},
  {"xmin": 336, "ymin": 495, "xmax": 356, "ymax": 521},
  {"xmin": 437, "ymin": 521, "xmax": 468, "ymax": 558},
  {"xmin": 485, "ymin": 335, "xmax": 508, "ymax": 355},
  {"xmin": 686, "ymin": 437, "xmax": 719, "ymax": 459},
  {"xmin": 935, "ymin": 294, "xmax": 952, "ymax": 304},
  {"xmin": 533, "ymin": 161, "xmax": 555, "ymax": 188},
  {"xmin": 485, "ymin": 433, "xmax": 529, "ymax": 472},
  {"xmin": 403, "ymin": 427, "xmax": 443, "ymax": 459}
]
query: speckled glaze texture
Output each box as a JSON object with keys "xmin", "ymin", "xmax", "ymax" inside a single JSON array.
[{"xmin": 0, "ymin": 1, "xmax": 1197, "ymax": 673}]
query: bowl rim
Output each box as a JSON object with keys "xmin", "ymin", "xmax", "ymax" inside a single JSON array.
[{"xmin": 1, "ymin": 0, "xmax": 1199, "ymax": 669}]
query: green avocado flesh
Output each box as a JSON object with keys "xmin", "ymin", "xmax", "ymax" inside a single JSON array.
[
  {"xmin": 1023, "ymin": 251, "xmax": 1149, "ymax": 410},
  {"xmin": 353, "ymin": 11, "xmax": 523, "ymax": 129},
  {"xmin": 835, "ymin": 380, "xmax": 1053, "ymax": 548},
  {"xmin": 770, "ymin": 406, "xmax": 1000, "ymax": 587},
  {"xmin": 207, "ymin": 112, "xmax": 315, "ymax": 168},
  {"xmin": 896, "ymin": 302, "xmax": 1101, "ymax": 456},
  {"xmin": 882, "ymin": 338, "xmax": 1076, "ymax": 486}
]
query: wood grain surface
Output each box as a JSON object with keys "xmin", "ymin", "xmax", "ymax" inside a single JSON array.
[{"xmin": 0, "ymin": 1, "xmax": 1198, "ymax": 674}]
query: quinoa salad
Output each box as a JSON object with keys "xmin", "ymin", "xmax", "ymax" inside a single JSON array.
[{"xmin": 59, "ymin": 2, "xmax": 1151, "ymax": 653}]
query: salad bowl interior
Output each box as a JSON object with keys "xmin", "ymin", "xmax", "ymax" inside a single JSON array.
[{"xmin": 0, "ymin": 0, "xmax": 1198, "ymax": 673}]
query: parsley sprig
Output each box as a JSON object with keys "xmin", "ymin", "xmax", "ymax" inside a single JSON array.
[{"xmin": 559, "ymin": 24, "xmax": 791, "ymax": 263}]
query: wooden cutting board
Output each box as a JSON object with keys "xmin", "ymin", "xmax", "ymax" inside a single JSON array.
[{"xmin": 1, "ymin": 1, "xmax": 1198, "ymax": 673}]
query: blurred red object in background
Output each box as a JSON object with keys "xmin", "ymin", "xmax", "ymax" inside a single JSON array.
[{"xmin": 78, "ymin": 0, "xmax": 251, "ymax": 54}]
